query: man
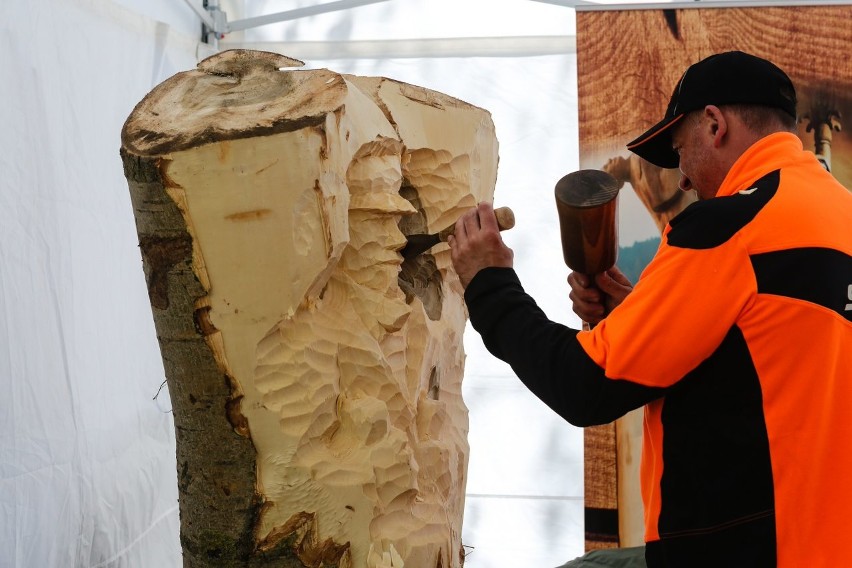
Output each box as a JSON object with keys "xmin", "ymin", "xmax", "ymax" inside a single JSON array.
[{"xmin": 448, "ymin": 51, "xmax": 852, "ymax": 566}]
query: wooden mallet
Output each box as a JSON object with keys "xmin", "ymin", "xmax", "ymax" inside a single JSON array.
[{"xmin": 554, "ymin": 170, "xmax": 620, "ymax": 329}]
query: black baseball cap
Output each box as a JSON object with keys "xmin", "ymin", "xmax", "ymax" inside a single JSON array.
[{"xmin": 626, "ymin": 51, "xmax": 797, "ymax": 169}]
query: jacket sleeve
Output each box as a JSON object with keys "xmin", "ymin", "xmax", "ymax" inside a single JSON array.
[{"xmin": 464, "ymin": 267, "xmax": 664, "ymax": 426}]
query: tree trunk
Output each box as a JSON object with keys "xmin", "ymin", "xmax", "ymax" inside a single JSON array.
[{"xmin": 120, "ymin": 49, "xmax": 498, "ymax": 568}]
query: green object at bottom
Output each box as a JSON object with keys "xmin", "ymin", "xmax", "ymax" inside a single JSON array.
[{"xmin": 556, "ymin": 546, "xmax": 647, "ymax": 568}]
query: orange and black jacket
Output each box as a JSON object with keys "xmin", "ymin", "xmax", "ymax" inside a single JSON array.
[{"xmin": 465, "ymin": 133, "xmax": 852, "ymax": 567}]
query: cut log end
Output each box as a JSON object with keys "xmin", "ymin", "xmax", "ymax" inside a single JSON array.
[{"xmin": 198, "ymin": 49, "xmax": 305, "ymax": 78}]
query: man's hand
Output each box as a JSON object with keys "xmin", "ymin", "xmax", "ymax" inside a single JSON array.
[
  {"xmin": 448, "ymin": 202, "xmax": 514, "ymax": 289},
  {"xmin": 567, "ymin": 266, "xmax": 633, "ymax": 326}
]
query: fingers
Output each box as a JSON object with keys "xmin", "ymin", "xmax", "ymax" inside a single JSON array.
[
  {"xmin": 477, "ymin": 202, "xmax": 499, "ymax": 232},
  {"xmin": 605, "ymin": 265, "xmax": 632, "ymax": 288},
  {"xmin": 454, "ymin": 202, "xmax": 488, "ymax": 239},
  {"xmin": 593, "ymin": 266, "xmax": 633, "ymax": 315},
  {"xmin": 454, "ymin": 202, "xmax": 504, "ymax": 250},
  {"xmin": 448, "ymin": 202, "xmax": 513, "ymax": 290},
  {"xmin": 594, "ymin": 267, "xmax": 633, "ymax": 298},
  {"xmin": 568, "ymin": 267, "xmax": 635, "ymax": 326},
  {"xmin": 567, "ymin": 272, "xmax": 600, "ymax": 301},
  {"xmin": 453, "ymin": 211, "xmax": 468, "ymax": 240},
  {"xmin": 460, "ymin": 204, "xmax": 480, "ymax": 237},
  {"xmin": 567, "ymin": 271, "xmax": 605, "ymax": 325}
]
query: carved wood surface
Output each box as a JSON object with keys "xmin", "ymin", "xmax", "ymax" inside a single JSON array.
[{"xmin": 121, "ymin": 49, "xmax": 498, "ymax": 568}]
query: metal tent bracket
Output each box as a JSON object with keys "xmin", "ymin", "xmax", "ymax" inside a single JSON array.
[{"xmin": 183, "ymin": 0, "xmax": 392, "ymax": 49}]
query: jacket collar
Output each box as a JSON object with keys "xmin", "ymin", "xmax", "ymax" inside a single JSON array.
[{"xmin": 716, "ymin": 132, "xmax": 805, "ymax": 198}]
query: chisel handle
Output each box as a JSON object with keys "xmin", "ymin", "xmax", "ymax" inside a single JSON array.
[{"xmin": 436, "ymin": 206, "xmax": 515, "ymax": 242}]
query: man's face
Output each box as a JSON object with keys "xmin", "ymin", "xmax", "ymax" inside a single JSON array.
[{"xmin": 671, "ymin": 110, "xmax": 720, "ymax": 200}]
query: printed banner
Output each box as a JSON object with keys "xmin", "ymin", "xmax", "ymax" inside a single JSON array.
[{"xmin": 576, "ymin": 3, "xmax": 852, "ymax": 551}]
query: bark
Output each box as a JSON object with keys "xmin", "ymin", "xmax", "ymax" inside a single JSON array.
[{"xmin": 120, "ymin": 50, "xmax": 498, "ymax": 567}]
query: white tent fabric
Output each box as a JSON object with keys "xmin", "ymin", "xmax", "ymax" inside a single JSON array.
[
  {"xmin": 0, "ymin": 1, "xmax": 604, "ymax": 566},
  {"xmin": 1, "ymin": 1, "xmax": 199, "ymax": 565}
]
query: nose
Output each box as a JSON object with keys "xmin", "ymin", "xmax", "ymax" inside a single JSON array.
[{"xmin": 678, "ymin": 173, "xmax": 693, "ymax": 192}]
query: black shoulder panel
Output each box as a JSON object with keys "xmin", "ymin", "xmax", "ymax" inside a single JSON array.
[
  {"xmin": 752, "ymin": 247, "xmax": 852, "ymax": 321},
  {"xmin": 667, "ymin": 170, "xmax": 780, "ymax": 250}
]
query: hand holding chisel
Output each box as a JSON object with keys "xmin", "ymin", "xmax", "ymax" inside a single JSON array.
[{"xmin": 401, "ymin": 206, "xmax": 515, "ymax": 259}]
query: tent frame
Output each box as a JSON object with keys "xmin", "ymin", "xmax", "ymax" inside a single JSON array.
[{"xmin": 182, "ymin": 0, "xmax": 391, "ymax": 47}]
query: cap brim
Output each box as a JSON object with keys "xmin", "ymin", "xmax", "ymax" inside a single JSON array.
[{"xmin": 626, "ymin": 114, "xmax": 684, "ymax": 169}]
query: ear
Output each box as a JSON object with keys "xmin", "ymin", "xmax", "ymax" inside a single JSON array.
[{"xmin": 704, "ymin": 105, "xmax": 728, "ymax": 147}]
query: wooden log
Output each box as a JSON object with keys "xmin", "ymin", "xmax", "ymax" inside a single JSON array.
[{"xmin": 121, "ymin": 49, "xmax": 498, "ymax": 568}]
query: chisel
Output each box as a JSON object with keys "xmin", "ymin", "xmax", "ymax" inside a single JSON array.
[{"xmin": 401, "ymin": 206, "xmax": 515, "ymax": 259}]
